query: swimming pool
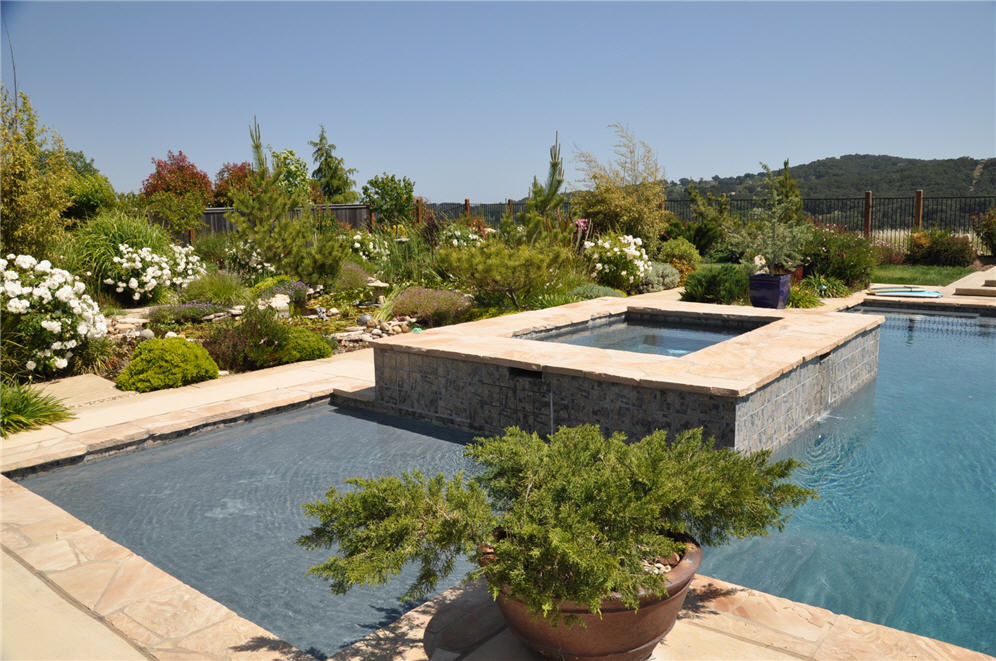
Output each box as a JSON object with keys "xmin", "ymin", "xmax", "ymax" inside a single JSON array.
[
  {"xmin": 18, "ymin": 310, "xmax": 994, "ymax": 656},
  {"xmin": 21, "ymin": 406, "xmax": 477, "ymax": 659},
  {"xmin": 701, "ymin": 310, "xmax": 996, "ymax": 655}
]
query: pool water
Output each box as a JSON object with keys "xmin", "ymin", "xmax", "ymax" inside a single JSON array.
[
  {"xmin": 700, "ymin": 311, "xmax": 996, "ymax": 655},
  {"xmin": 532, "ymin": 320, "xmax": 740, "ymax": 357},
  {"xmin": 21, "ymin": 406, "xmax": 477, "ymax": 659}
]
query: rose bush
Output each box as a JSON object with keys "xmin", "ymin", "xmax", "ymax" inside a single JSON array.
[
  {"xmin": 1, "ymin": 254, "xmax": 107, "ymax": 379},
  {"xmin": 583, "ymin": 233, "xmax": 651, "ymax": 293},
  {"xmin": 102, "ymin": 243, "xmax": 204, "ymax": 303}
]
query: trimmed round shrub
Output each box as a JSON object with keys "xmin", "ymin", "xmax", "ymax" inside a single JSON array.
[
  {"xmin": 638, "ymin": 261, "xmax": 681, "ymax": 293},
  {"xmin": 802, "ymin": 225, "xmax": 877, "ymax": 289},
  {"xmin": 391, "ymin": 287, "xmax": 472, "ymax": 327},
  {"xmin": 656, "ymin": 237, "xmax": 701, "ymax": 283},
  {"xmin": 116, "ymin": 338, "xmax": 219, "ymax": 393},
  {"xmin": 907, "ymin": 230, "xmax": 975, "ymax": 266},
  {"xmin": 277, "ymin": 327, "xmax": 333, "ymax": 363},
  {"xmin": 680, "ymin": 264, "xmax": 749, "ymax": 305},
  {"xmin": 566, "ymin": 284, "xmax": 626, "ymax": 300}
]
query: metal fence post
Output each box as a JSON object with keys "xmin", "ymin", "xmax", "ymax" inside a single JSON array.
[{"xmin": 863, "ymin": 191, "xmax": 872, "ymax": 238}]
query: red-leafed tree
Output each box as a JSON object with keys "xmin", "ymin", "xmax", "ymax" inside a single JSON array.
[
  {"xmin": 141, "ymin": 150, "xmax": 213, "ymax": 204},
  {"xmin": 213, "ymin": 161, "xmax": 253, "ymax": 207},
  {"xmin": 141, "ymin": 150, "xmax": 213, "ymax": 233}
]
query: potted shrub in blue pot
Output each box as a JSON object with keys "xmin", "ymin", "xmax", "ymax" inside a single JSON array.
[
  {"xmin": 722, "ymin": 163, "xmax": 813, "ymax": 308},
  {"xmin": 298, "ymin": 425, "xmax": 814, "ymax": 661}
]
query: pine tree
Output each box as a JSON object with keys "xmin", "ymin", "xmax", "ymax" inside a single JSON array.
[{"xmin": 309, "ymin": 126, "xmax": 358, "ymax": 203}]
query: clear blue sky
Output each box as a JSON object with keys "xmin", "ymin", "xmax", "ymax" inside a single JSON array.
[{"xmin": 2, "ymin": 1, "xmax": 993, "ymax": 202}]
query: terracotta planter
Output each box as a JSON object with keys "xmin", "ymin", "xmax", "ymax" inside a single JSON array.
[
  {"xmin": 492, "ymin": 540, "xmax": 702, "ymax": 661},
  {"xmin": 749, "ymin": 273, "xmax": 792, "ymax": 309}
]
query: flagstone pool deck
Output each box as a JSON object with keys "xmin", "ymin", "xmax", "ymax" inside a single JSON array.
[{"xmin": 3, "ymin": 273, "xmax": 994, "ymax": 660}]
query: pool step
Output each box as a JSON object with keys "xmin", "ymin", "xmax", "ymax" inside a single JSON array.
[
  {"xmin": 953, "ymin": 286, "xmax": 996, "ymax": 297},
  {"xmin": 781, "ymin": 529, "xmax": 917, "ymax": 626},
  {"xmin": 702, "ymin": 534, "xmax": 818, "ymax": 596}
]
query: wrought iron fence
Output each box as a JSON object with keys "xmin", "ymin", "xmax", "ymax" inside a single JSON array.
[{"xmin": 199, "ymin": 195, "xmax": 994, "ymax": 254}]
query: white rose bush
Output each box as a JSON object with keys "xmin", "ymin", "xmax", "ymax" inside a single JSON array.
[
  {"xmin": 437, "ymin": 222, "xmax": 485, "ymax": 248},
  {"xmin": 102, "ymin": 243, "xmax": 205, "ymax": 303},
  {"xmin": 583, "ymin": 233, "xmax": 651, "ymax": 293},
  {"xmin": 1, "ymin": 254, "xmax": 108, "ymax": 378},
  {"xmin": 349, "ymin": 231, "xmax": 390, "ymax": 263},
  {"xmin": 225, "ymin": 239, "xmax": 275, "ymax": 283}
]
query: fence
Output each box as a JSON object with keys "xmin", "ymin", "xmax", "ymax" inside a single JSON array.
[
  {"xmin": 200, "ymin": 203, "xmax": 371, "ymax": 234},
  {"xmin": 199, "ymin": 194, "xmax": 994, "ymax": 254}
]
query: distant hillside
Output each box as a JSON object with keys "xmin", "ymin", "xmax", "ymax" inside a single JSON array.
[{"xmin": 664, "ymin": 155, "xmax": 996, "ymax": 199}]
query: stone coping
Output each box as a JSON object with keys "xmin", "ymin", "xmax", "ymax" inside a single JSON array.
[
  {"xmin": 375, "ymin": 294, "xmax": 884, "ymax": 397},
  {"xmin": 334, "ymin": 576, "xmax": 990, "ymax": 661}
]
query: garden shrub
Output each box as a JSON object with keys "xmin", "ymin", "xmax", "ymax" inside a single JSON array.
[
  {"xmin": 801, "ymin": 274, "xmax": 849, "ymax": 298},
  {"xmin": 971, "ymin": 207, "xmax": 996, "ymax": 255},
  {"xmin": 875, "ymin": 240, "xmax": 905, "ymax": 265},
  {"xmin": 637, "ymin": 261, "xmax": 681, "ymax": 293},
  {"xmin": 583, "ymin": 233, "xmax": 651, "ymax": 294},
  {"xmin": 437, "ymin": 240, "xmax": 572, "ymax": 309},
  {"xmin": 60, "ymin": 210, "xmax": 172, "ymax": 291},
  {"xmin": 253, "ymin": 277, "xmax": 308, "ymax": 306},
  {"xmin": 906, "ymin": 230, "xmax": 974, "ymax": 266},
  {"xmin": 201, "ymin": 321, "xmax": 248, "ymax": 372},
  {"xmin": 225, "ymin": 238, "xmax": 276, "ymax": 284},
  {"xmin": 192, "ymin": 232, "xmax": 232, "ymax": 269},
  {"xmin": 100, "ymin": 243, "xmax": 204, "ymax": 304},
  {"xmin": 348, "ymin": 231, "xmax": 391, "ymax": 264},
  {"xmin": 64, "ymin": 170, "xmax": 117, "ymax": 223},
  {"xmin": 656, "ymin": 238, "xmax": 701, "ymax": 283},
  {"xmin": 115, "ymin": 337, "xmax": 219, "ymax": 393},
  {"xmin": 680, "ymin": 264, "xmax": 749, "ymax": 305},
  {"xmin": 437, "ymin": 221, "xmax": 485, "ymax": 249},
  {"xmin": 391, "ymin": 287, "xmax": 472, "ymax": 327},
  {"xmin": 148, "ymin": 302, "xmax": 229, "ymax": 331},
  {"xmin": 276, "ymin": 327, "xmax": 333, "ymax": 363},
  {"xmin": 786, "ymin": 285, "xmax": 823, "ymax": 309},
  {"xmin": 1, "ymin": 254, "xmax": 108, "ymax": 380},
  {"xmin": 567, "ymin": 284, "xmax": 625, "ymax": 300},
  {"xmin": 334, "ymin": 261, "xmax": 372, "ymax": 291},
  {"xmin": 802, "ymin": 225, "xmax": 877, "ymax": 289},
  {"xmin": 1, "ymin": 381, "xmax": 74, "ymax": 437},
  {"xmin": 181, "ymin": 271, "xmax": 249, "ymax": 306},
  {"xmin": 668, "ymin": 218, "xmax": 722, "ymax": 257},
  {"xmin": 1, "ymin": 89, "xmax": 74, "ymax": 258}
]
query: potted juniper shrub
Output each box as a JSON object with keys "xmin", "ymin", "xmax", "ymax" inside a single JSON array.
[{"xmin": 298, "ymin": 425, "xmax": 814, "ymax": 661}]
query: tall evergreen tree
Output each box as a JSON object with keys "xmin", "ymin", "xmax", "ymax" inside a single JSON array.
[{"xmin": 309, "ymin": 126, "xmax": 358, "ymax": 203}]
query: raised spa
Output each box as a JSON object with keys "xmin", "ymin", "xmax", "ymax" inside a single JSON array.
[{"xmin": 367, "ymin": 297, "xmax": 884, "ymax": 451}]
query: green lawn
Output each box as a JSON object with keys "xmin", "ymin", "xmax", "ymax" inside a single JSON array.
[{"xmin": 870, "ymin": 264, "xmax": 975, "ymax": 286}]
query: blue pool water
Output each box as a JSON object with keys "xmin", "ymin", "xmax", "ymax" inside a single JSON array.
[
  {"xmin": 701, "ymin": 311, "xmax": 996, "ymax": 655},
  {"xmin": 21, "ymin": 407, "xmax": 476, "ymax": 659},
  {"xmin": 19, "ymin": 311, "xmax": 996, "ymax": 655},
  {"xmin": 532, "ymin": 320, "xmax": 740, "ymax": 357}
]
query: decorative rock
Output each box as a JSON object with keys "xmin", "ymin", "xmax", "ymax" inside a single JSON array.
[
  {"xmin": 334, "ymin": 331, "xmax": 365, "ymax": 341},
  {"xmin": 357, "ymin": 313, "xmax": 372, "ymax": 325},
  {"xmin": 328, "ymin": 307, "xmax": 340, "ymax": 317},
  {"xmin": 218, "ymin": 370, "xmax": 229, "ymax": 377},
  {"xmin": 139, "ymin": 329, "xmax": 155, "ymax": 340},
  {"xmin": 365, "ymin": 318, "xmax": 378, "ymax": 329},
  {"xmin": 370, "ymin": 328, "xmax": 383, "ymax": 337},
  {"xmin": 343, "ymin": 326, "xmax": 365, "ymax": 333},
  {"xmin": 400, "ymin": 322, "xmax": 410, "ymax": 333},
  {"xmin": 164, "ymin": 331, "xmax": 178, "ymax": 338},
  {"xmin": 367, "ymin": 278, "xmax": 390, "ymax": 289},
  {"xmin": 200, "ymin": 312, "xmax": 228, "ymax": 322},
  {"xmin": 388, "ymin": 325, "xmax": 402, "ymax": 335}
]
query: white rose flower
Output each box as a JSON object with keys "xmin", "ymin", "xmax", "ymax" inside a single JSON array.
[
  {"xmin": 25, "ymin": 360, "xmax": 36, "ymax": 371},
  {"xmin": 41, "ymin": 319, "xmax": 62, "ymax": 333},
  {"xmin": 53, "ymin": 357, "xmax": 68, "ymax": 370},
  {"xmin": 14, "ymin": 255, "xmax": 37, "ymax": 269}
]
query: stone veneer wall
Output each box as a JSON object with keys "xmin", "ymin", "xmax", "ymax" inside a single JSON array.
[{"xmin": 374, "ymin": 327, "xmax": 880, "ymax": 450}]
